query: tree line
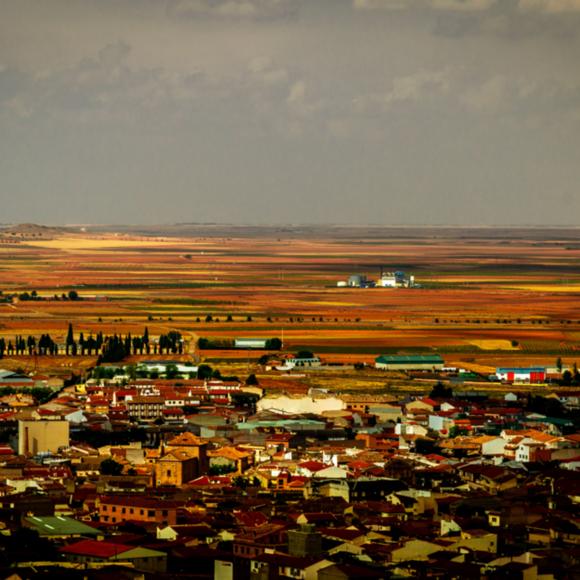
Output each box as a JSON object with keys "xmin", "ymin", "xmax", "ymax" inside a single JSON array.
[
  {"xmin": 0, "ymin": 289, "xmax": 81, "ymax": 303},
  {"xmin": 0, "ymin": 324, "xmax": 184, "ymax": 363}
]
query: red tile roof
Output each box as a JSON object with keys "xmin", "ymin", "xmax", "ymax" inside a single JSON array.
[
  {"xmin": 60, "ymin": 539, "xmax": 132, "ymax": 559},
  {"xmin": 298, "ymin": 461, "xmax": 328, "ymax": 472}
]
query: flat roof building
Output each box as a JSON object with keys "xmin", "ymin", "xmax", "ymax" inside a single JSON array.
[
  {"xmin": 375, "ymin": 354, "xmax": 444, "ymax": 371},
  {"xmin": 235, "ymin": 338, "xmax": 268, "ymax": 349}
]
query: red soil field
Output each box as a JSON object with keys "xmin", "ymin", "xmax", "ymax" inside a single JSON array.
[{"xmin": 1, "ymin": 227, "xmax": 579, "ymax": 370}]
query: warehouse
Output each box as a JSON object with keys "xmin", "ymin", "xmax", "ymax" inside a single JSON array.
[
  {"xmin": 495, "ymin": 367, "xmax": 546, "ymax": 383},
  {"xmin": 375, "ymin": 354, "xmax": 444, "ymax": 371},
  {"xmin": 234, "ymin": 338, "xmax": 268, "ymax": 349}
]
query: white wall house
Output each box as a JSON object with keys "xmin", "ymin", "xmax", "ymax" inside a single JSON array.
[
  {"xmin": 428, "ymin": 414, "xmax": 453, "ymax": 434},
  {"xmin": 481, "ymin": 437, "xmax": 507, "ymax": 456},
  {"xmin": 257, "ymin": 395, "xmax": 345, "ymax": 416}
]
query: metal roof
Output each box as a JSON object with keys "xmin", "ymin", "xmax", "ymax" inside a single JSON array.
[
  {"xmin": 375, "ymin": 355, "xmax": 444, "ymax": 364},
  {"xmin": 111, "ymin": 546, "xmax": 167, "ymax": 560},
  {"xmin": 496, "ymin": 367, "xmax": 546, "ymax": 372},
  {"xmin": 24, "ymin": 516, "xmax": 100, "ymax": 537}
]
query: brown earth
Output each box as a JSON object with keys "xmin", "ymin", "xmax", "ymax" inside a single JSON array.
[{"xmin": 0, "ymin": 227, "xmax": 579, "ymax": 373}]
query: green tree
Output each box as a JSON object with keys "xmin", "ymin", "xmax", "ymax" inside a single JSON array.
[
  {"xmin": 449, "ymin": 425, "xmax": 468, "ymax": 438},
  {"xmin": 165, "ymin": 363, "xmax": 180, "ymax": 379},
  {"xmin": 99, "ymin": 458, "xmax": 123, "ymax": 476},
  {"xmin": 126, "ymin": 364, "xmax": 137, "ymax": 380},
  {"xmin": 296, "ymin": 349, "xmax": 314, "ymax": 359},
  {"xmin": 414, "ymin": 437, "xmax": 437, "ymax": 455},
  {"xmin": 265, "ymin": 337, "xmax": 282, "ymax": 350},
  {"xmin": 245, "ymin": 373, "xmax": 259, "ymax": 386},
  {"xmin": 430, "ymin": 381, "xmax": 453, "ymax": 399},
  {"xmin": 197, "ymin": 364, "xmax": 213, "ymax": 380},
  {"xmin": 66, "ymin": 323, "xmax": 74, "ymax": 355}
]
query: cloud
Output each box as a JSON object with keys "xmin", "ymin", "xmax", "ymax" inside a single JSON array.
[
  {"xmin": 518, "ymin": 0, "xmax": 580, "ymax": 12},
  {"xmin": 353, "ymin": 0, "xmax": 408, "ymax": 9},
  {"xmin": 248, "ymin": 57, "xmax": 289, "ymax": 86},
  {"xmin": 460, "ymin": 74, "xmax": 506, "ymax": 112},
  {"xmin": 353, "ymin": 0, "xmax": 495, "ymax": 10},
  {"xmin": 95, "ymin": 42, "xmax": 131, "ymax": 70},
  {"xmin": 459, "ymin": 73, "xmax": 580, "ymax": 118},
  {"xmin": 287, "ymin": 79, "xmax": 306, "ymax": 104},
  {"xmin": 0, "ymin": 42, "xmax": 208, "ymax": 124},
  {"xmin": 383, "ymin": 69, "xmax": 451, "ymax": 107},
  {"xmin": 431, "ymin": 0, "xmax": 494, "ymax": 10},
  {"xmin": 167, "ymin": 0, "xmax": 300, "ymax": 19},
  {"xmin": 353, "ymin": 0, "xmax": 580, "ymax": 40}
]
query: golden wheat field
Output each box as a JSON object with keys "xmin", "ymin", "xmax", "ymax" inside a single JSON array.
[{"xmin": 1, "ymin": 225, "xmax": 580, "ymax": 372}]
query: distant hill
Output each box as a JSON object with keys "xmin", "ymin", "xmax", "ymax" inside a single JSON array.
[{"xmin": 0, "ymin": 223, "xmax": 77, "ymax": 240}]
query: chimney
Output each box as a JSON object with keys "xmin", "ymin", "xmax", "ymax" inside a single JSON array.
[{"xmin": 24, "ymin": 426, "xmax": 29, "ymax": 456}]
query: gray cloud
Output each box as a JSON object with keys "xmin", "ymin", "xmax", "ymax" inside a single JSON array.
[
  {"xmin": 519, "ymin": 0, "xmax": 580, "ymax": 12},
  {"xmin": 166, "ymin": 0, "xmax": 301, "ymax": 19},
  {"xmin": 0, "ymin": 0, "xmax": 579, "ymax": 225}
]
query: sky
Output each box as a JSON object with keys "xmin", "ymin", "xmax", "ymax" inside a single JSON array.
[{"xmin": 1, "ymin": 0, "xmax": 579, "ymax": 226}]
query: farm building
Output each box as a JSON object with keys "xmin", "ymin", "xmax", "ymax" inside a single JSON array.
[
  {"xmin": 495, "ymin": 367, "xmax": 546, "ymax": 383},
  {"xmin": 377, "ymin": 270, "xmax": 416, "ymax": 288},
  {"xmin": 281, "ymin": 355, "xmax": 322, "ymax": 369},
  {"xmin": 338, "ymin": 270, "xmax": 415, "ymax": 288},
  {"xmin": 136, "ymin": 361, "xmax": 198, "ymax": 374},
  {"xmin": 337, "ymin": 274, "xmax": 374, "ymax": 288},
  {"xmin": 0, "ymin": 369, "xmax": 35, "ymax": 386},
  {"xmin": 375, "ymin": 354, "xmax": 444, "ymax": 371},
  {"xmin": 234, "ymin": 338, "xmax": 268, "ymax": 349}
]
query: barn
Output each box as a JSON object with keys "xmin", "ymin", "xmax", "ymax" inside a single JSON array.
[
  {"xmin": 375, "ymin": 354, "xmax": 444, "ymax": 371},
  {"xmin": 495, "ymin": 367, "xmax": 546, "ymax": 383},
  {"xmin": 234, "ymin": 338, "xmax": 268, "ymax": 349}
]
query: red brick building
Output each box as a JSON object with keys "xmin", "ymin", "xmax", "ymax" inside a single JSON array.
[{"xmin": 98, "ymin": 495, "xmax": 181, "ymax": 526}]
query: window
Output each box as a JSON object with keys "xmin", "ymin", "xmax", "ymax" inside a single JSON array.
[
  {"xmin": 112, "ymin": 506, "xmax": 117, "ymax": 512},
  {"xmin": 162, "ymin": 510, "xmax": 168, "ymax": 516},
  {"xmin": 166, "ymin": 470, "xmax": 172, "ymax": 477},
  {"xmin": 148, "ymin": 510, "xmax": 155, "ymax": 517}
]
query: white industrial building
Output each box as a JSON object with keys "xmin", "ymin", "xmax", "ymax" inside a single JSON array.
[
  {"xmin": 234, "ymin": 338, "xmax": 268, "ymax": 349},
  {"xmin": 377, "ymin": 270, "xmax": 415, "ymax": 288},
  {"xmin": 257, "ymin": 395, "xmax": 345, "ymax": 416}
]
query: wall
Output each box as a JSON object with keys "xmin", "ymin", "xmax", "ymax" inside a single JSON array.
[
  {"xmin": 18, "ymin": 420, "xmax": 70, "ymax": 455},
  {"xmin": 257, "ymin": 395, "xmax": 344, "ymax": 416}
]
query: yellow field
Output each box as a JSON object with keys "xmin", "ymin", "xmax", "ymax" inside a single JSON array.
[
  {"xmin": 27, "ymin": 237, "xmax": 172, "ymax": 250},
  {"xmin": 502, "ymin": 284, "xmax": 580, "ymax": 292},
  {"xmin": 1, "ymin": 226, "xmax": 580, "ymax": 374},
  {"xmin": 468, "ymin": 340, "xmax": 519, "ymax": 351}
]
